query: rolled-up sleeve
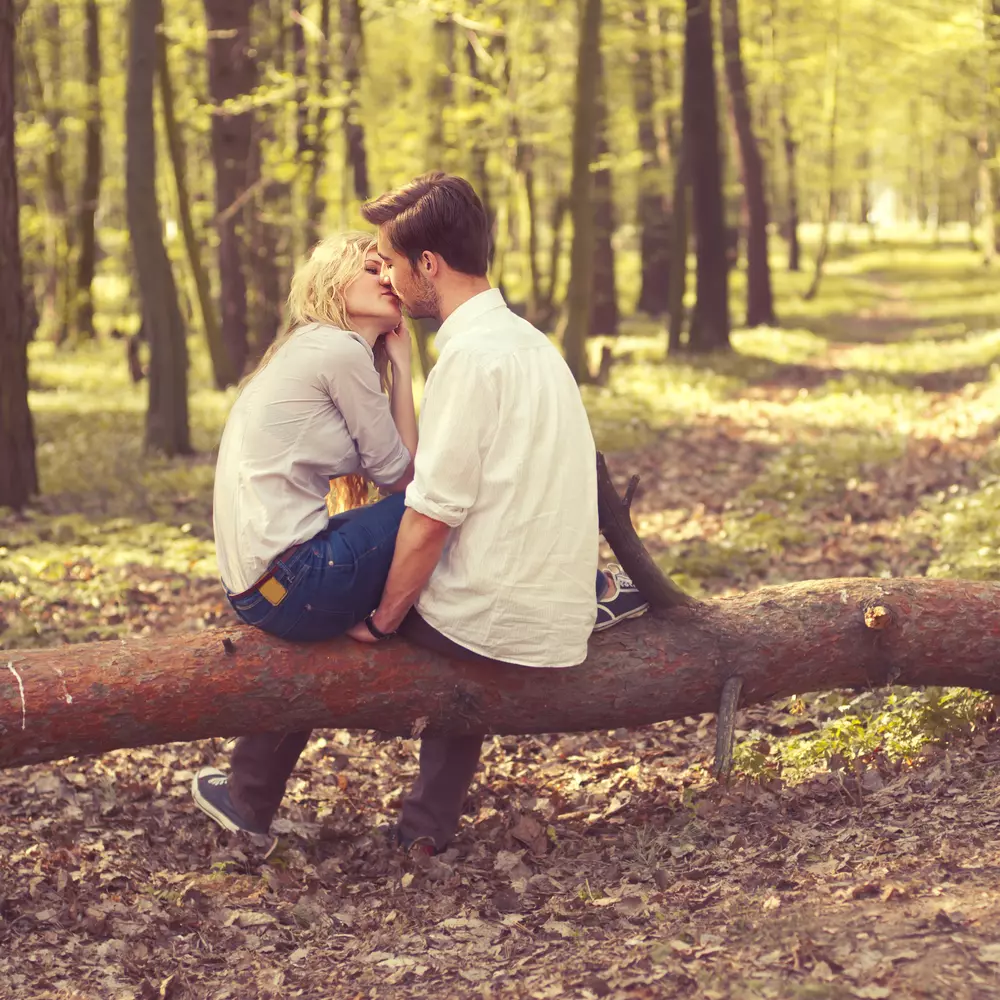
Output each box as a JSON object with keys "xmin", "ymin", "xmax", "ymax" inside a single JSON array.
[
  {"xmin": 319, "ymin": 338, "xmax": 411, "ymax": 486},
  {"xmin": 405, "ymin": 353, "xmax": 497, "ymax": 527}
]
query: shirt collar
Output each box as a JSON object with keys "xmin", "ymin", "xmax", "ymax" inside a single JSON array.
[{"xmin": 434, "ymin": 288, "xmax": 506, "ymax": 353}]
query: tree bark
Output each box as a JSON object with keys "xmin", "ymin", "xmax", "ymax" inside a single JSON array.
[
  {"xmin": 74, "ymin": 0, "xmax": 102, "ymax": 341},
  {"xmin": 126, "ymin": 0, "xmax": 191, "ymax": 456},
  {"xmin": 720, "ymin": 0, "xmax": 775, "ymax": 327},
  {"xmin": 305, "ymin": 0, "xmax": 332, "ymax": 231},
  {"xmin": 559, "ymin": 0, "xmax": 603, "ymax": 383},
  {"xmin": 0, "ymin": 0, "xmax": 38, "ymax": 508},
  {"xmin": 590, "ymin": 55, "xmax": 619, "ymax": 337},
  {"xmin": 4, "ymin": 577, "xmax": 1000, "ymax": 771},
  {"xmin": 683, "ymin": 0, "xmax": 730, "ymax": 352},
  {"xmin": 632, "ymin": 0, "xmax": 671, "ymax": 318},
  {"xmin": 340, "ymin": 0, "xmax": 370, "ymax": 202},
  {"xmin": 667, "ymin": 144, "xmax": 689, "ymax": 353},
  {"xmin": 157, "ymin": 16, "xmax": 230, "ymax": 389},
  {"xmin": 204, "ymin": 0, "xmax": 255, "ymax": 381},
  {"xmin": 803, "ymin": 0, "xmax": 842, "ymax": 302}
]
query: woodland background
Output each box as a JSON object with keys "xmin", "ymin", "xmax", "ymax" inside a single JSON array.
[{"xmin": 3, "ymin": 0, "xmax": 1000, "ymax": 998}]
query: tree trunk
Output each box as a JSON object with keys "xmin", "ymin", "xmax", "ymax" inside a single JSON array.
[
  {"xmin": 590, "ymin": 56, "xmax": 619, "ymax": 337},
  {"xmin": 126, "ymin": 0, "xmax": 191, "ymax": 456},
  {"xmin": 0, "ymin": 0, "xmax": 38, "ymax": 508},
  {"xmin": 5, "ymin": 576, "xmax": 1000, "ymax": 770},
  {"xmin": 299, "ymin": 0, "xmax": 332, "ymax": 241},
  {"xmin": 340, "ymin": 0, "xmax": 370, "ymax": 202},
  {"xmin": 632, "ymin": 0, "xmax": 671, "ymax": 318},
  {"xmin": 157, "ymin": 16, "xmax": 230, "ymax": 389},
  {"xmin": 204, "ymin": 0, "xmax": 255, "ymax": 381},
  {"xmin": 780, "ymin": 104, "xmax": 800, "ymax": 271},
  {"xmin": 74, "ymin": 0, "xmax": 102, "ymax": 341},
  {"xmin": 466, "ymin": 36, "xmax": 495, "ymax": 236},
  {"xmin": 803, "ymin": 0, "xmax": 842, "ymax": 302},
  {"xmin": 720, "ymin": 0, "xmax": 775, "ymax": 327},
  {"xmin": 683, "ymin": 0, "xmax": 730, "ymax": 352},
  {"xmin": 559, "ymin": 0, "xmax": 603, "ymax": 383},
  {"xmin": 667, "ymin": 144, "xmax": 689, "ymax": 354},
  {"xmin": 39, "ymin": 3, "xmax": 72, "ymax": 343}
]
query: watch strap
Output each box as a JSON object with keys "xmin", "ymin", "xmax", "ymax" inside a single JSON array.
[{"xmin": 364, "ymin": 612, "xmax": 395, "ymax": 641}]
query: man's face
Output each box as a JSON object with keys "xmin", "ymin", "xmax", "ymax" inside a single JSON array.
[{"xmin": 376, "ymin": 231, "xmax": 441, "ymax": 322}]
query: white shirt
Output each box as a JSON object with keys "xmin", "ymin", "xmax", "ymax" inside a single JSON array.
[
  {"xmin": 405, "ymin": 289, "xmax": 598, "ymax": 667},
  {"xmin": 214, "ymin": 324, "xmax": 410, "ymax": 593}
]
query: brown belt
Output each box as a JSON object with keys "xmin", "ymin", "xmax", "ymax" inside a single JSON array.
[{"xmin": 228, "ymin": 542, "xmax": 305, "ymax": 602}]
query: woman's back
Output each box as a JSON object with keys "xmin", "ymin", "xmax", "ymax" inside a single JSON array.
[{"xmin": 213, "ymin": 323, "xmax": 410, "ymax": 592}]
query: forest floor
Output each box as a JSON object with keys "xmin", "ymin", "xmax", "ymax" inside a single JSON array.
[{"xmin": 4, "ymin": 236, "xmax": 1000, "ymax": 999}]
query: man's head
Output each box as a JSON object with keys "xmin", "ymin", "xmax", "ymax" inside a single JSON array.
[{"xmin": 361, "ymin": 172, "xmax": 491, "ymax": 322}]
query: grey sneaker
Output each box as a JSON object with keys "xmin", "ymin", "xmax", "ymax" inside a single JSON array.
[
  {"xmin": 192, "ymin": 766, "xmax": 271, "ymax": 836},
  {"xmin": 594, "ymin": 564, "xmax": 650, "ymax": 631}
]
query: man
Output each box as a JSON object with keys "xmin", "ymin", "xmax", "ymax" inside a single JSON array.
[{"xmin": 347, "ymin": 172, "xmax": 647, "ymax": 854}]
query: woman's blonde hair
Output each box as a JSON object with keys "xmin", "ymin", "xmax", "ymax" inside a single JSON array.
[{"xmin": 241, "ymin": 231, "xmax": 392, "ymax": 514}]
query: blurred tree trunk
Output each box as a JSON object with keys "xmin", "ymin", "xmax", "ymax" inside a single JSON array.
[
  {"xmin": 204, "ymin": 0, "xmax": 256, "ymax": 381},
  {"xmin": 245, "ymin": 0, "xmax": 289, "ymax": 364},
  {"xmin": 157, "ymin": 13, "xmax": 229, "ymax": 388},
  {"xmin": 0, "ymin": 0, "xmax": 38, "ymax": 508},
  {"xmin": 303, "ymin": 0, "xmax": 332, "ymax": 237},
  {"xmin": 39, "ymin": 4, "xmax": 72, "ymax": 343},
  {"xmin": 978, "ymin": 0, "xmax": 997, "ymax": 265},
  {"xmin": 340, "ymin": 0, "xmax": 370, "ymax": 203},
  {"xmin": 804, "ymin": 0, "xmax": 842, "ymax": 302},
  {"xmin": 290, "ymin": 0, "xmax": 309, "ymax": 160},
  {"xmin": 632, "ymin": 1, "xmax": 671, "ymax": 318},
  {"xmin": 466, "ymin": 36, "xmax": 494, "ymax": 234},
  {"xmin": 408, "ymin": 14, "xmax": 459, "ymax": 379},
  {"xmin": 127, "ymin": 0, "xmax": 191, "ymax": 456},
  {"xmin": 428, "ymin": 16, "xmax": 456, "ymax": 165},
  {"xmin": 720, "ymin": 0, "xmax": 775, "ymax": 327},
  {"xmin": 772, "ymin": 0, "xmax": 800, "ymax": 272},
  {"xmin": 780, "ymin": 102, "xmax": 800, "ymax": 271},
  {"xmin": 667, "ymin": 143, "xmax": 689, "ymax": 353},
  {"xmin": 74, "ymin": 0, "xmax": 102, "ymax": 341},
  {"xmin": 683, "ymin": 0, "xmax": 730, "ymax": 352},
  {"xmin": 590, "ymin": 55, "xmax": 618, "ymax": 337},
  {"xmin": 560, "ymin": 0, "xmax": 602, "ymax": 382}
]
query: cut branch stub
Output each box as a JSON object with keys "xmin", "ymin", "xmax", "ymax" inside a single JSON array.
[
  {"xmin": 596, "ymin": 452, "xmax": 696, "ymax": 610},
  {"xmin": 713, "ymin": 675, "xmax": 743, "ymax": 780}
]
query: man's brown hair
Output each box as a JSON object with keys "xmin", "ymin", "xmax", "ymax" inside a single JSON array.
[{"xmin": 361, "ymin": 172, "xmax": 490, "ymax": 277}]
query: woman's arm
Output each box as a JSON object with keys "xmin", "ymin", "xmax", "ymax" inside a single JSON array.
[{"xmin": 385, "ymin": 322, "xmax": 418, "ymax": 457}]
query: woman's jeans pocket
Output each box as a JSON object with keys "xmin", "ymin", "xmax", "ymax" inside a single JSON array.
[{"xmin": 228, "ymin": 494, "xmax": 406, "ymax": 642}]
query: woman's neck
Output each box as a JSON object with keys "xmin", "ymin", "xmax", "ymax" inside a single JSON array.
[{"xmin": 347, "ymin": 317, "xmax": 388, "ymax": 347}]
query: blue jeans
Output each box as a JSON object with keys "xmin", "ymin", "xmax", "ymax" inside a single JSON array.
[{"xmin": 228, "ymin": 492, "xmax": 408, "ymax": 642}]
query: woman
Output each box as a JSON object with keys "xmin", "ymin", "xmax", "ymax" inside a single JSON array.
[{"xmin": 192, "ymin": 232, "xmax": 417, "ymax": 838}]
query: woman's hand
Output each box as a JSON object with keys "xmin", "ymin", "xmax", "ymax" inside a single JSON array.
[
  {"xmin": 346, "ymin": 620, "xmax": 380, "ymax": 643},
  {"xmin": 383, "ymin": 320, "xmax": 412, "ymax": 370}
]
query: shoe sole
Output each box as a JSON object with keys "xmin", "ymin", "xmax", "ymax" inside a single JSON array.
[
  {"xmin": 191, "ymin": 770, "xmax": 252, "ymax": 834},
  {"xmin": 593, "ymin": 604, "xmax": 650, "ymax": 633}
]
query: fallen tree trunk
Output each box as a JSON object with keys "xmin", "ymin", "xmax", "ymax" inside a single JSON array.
[{"xmin": 3, "ymin": 576, "xmax": 1000, "ymax": 770}]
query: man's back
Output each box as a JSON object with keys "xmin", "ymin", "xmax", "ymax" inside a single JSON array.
[{"xmin": 405, "ymin": 289, "xmax": 598, "ymax": 666}]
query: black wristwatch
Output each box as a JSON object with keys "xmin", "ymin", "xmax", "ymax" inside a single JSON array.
[{"xmin": 364, "ymin": 612, "xmax": 396, "ymax": 641}]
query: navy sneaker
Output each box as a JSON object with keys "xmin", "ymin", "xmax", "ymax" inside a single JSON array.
[
  {"xmin": 192, "ymin": 766, "xmax": 271, "ymax": 836},
  {"xmin": 594, "ymin": 564, "xmax": 650, "ymax": 632}
]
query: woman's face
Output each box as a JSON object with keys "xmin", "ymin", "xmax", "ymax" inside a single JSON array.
[{"xmin": 343, "ymin": 249, "xmax": 401, "ymax": 331}]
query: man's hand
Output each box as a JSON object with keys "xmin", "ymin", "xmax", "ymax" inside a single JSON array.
[{"xmin": 346, "ymin": 620, "xmax": 380, "ymax": 643}]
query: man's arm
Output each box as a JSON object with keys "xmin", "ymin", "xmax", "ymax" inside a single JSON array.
[{"xmin": 346, "ymin": 508, "xmax": 450, "ymax": 642}]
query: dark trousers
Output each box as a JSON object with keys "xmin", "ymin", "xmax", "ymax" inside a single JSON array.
[{"xmin": 228, "ymin": 610, "xmax": 502, "ymax": 848}]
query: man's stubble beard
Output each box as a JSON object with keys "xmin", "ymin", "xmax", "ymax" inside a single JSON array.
[{"xmin": 400, "ymin": 273, "xmax": 442, "ymax": 323}]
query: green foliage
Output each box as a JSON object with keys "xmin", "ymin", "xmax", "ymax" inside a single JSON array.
[{"xmin": 731, "ymin": 687, "xmax": 994, "ymax": 785}]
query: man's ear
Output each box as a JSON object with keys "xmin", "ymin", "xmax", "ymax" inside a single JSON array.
[{"xmin": 420, "ymin": 250, "xmax": 441, "ymax": 277}]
